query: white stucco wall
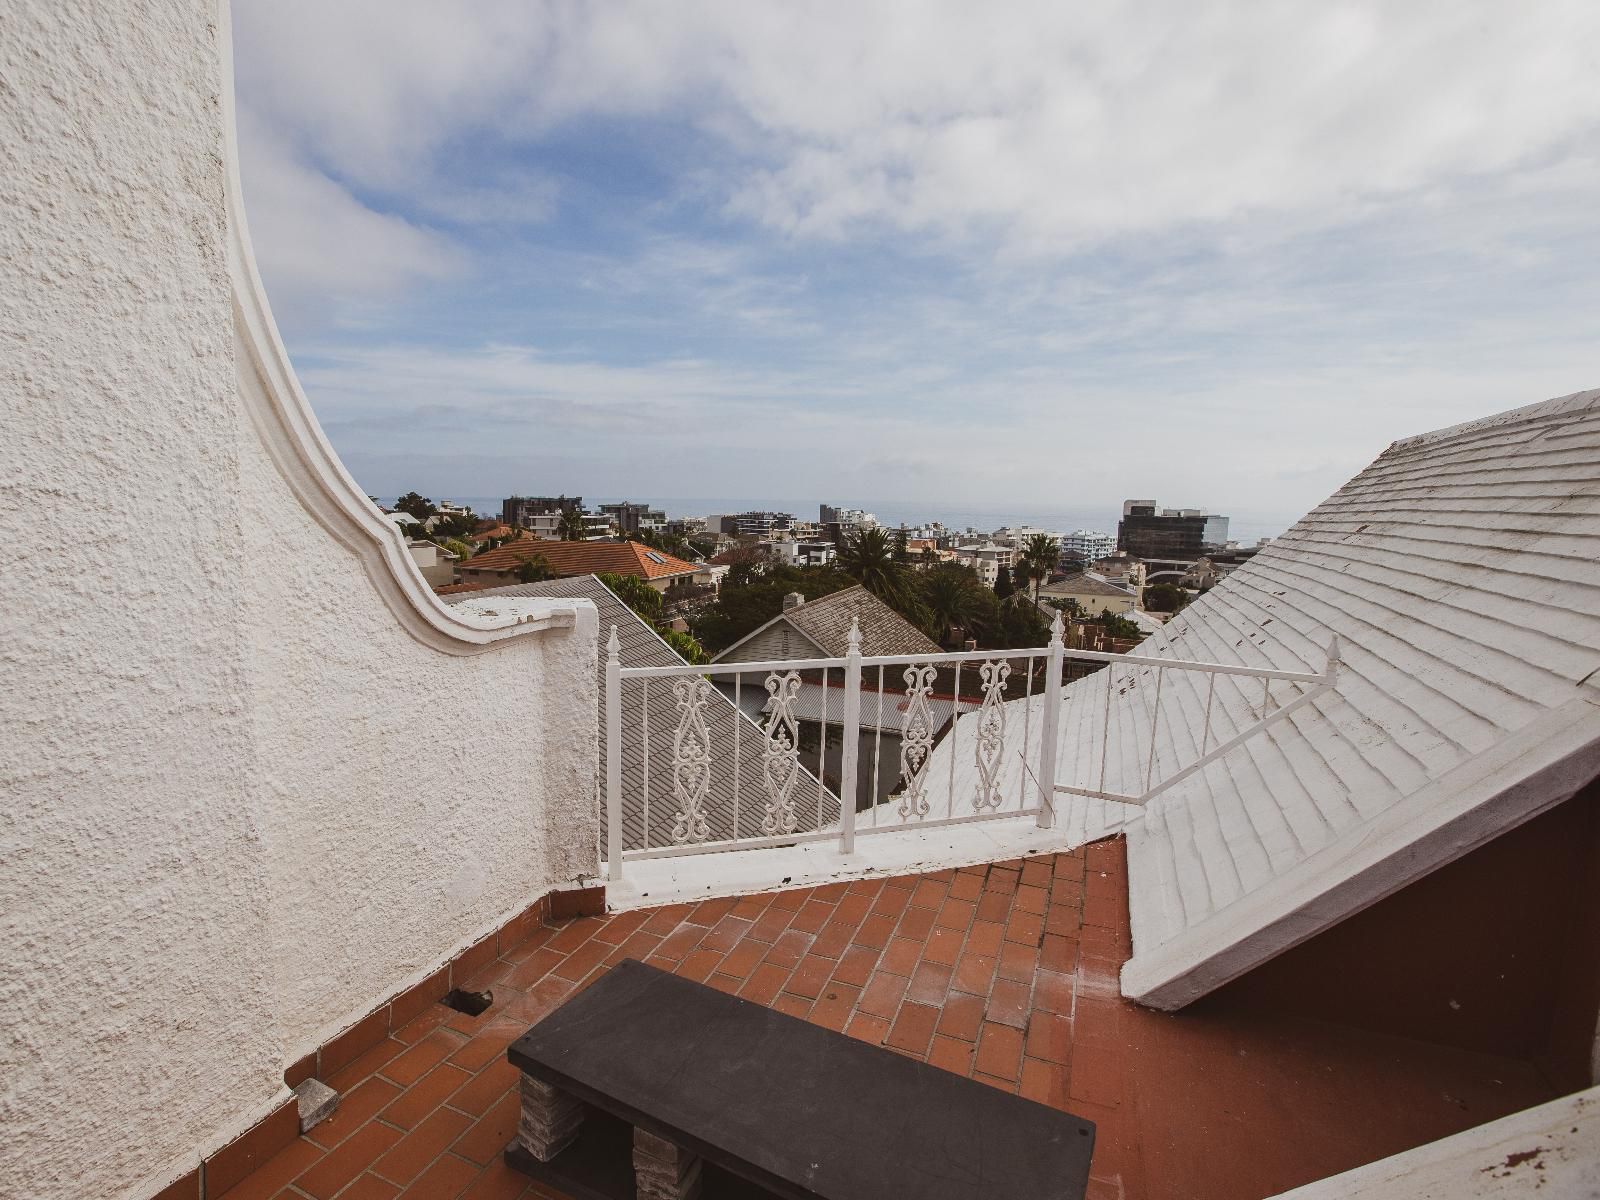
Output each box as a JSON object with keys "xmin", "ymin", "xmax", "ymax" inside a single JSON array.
[
  {"xmin": 239, "ymin": 432, "xmax": 597, "ymax": 1057},
  {"xmin": 0, "ymin": 3, "xmax": 599, "ymax": 1197}
]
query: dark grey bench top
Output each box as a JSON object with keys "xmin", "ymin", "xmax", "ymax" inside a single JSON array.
[{"xmin": 508, "ymin": 959, "xmax": 1095, "ymax": 1200}]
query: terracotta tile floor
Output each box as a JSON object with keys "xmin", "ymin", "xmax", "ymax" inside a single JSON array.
[{"xmin": 226, "ymin": 837, "xmax": 1553, "ymax": 1200}]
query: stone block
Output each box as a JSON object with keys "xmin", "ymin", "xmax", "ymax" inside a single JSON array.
[
  {"xmin": 293, "ymin": 1079, "xmax": 339, "ymax": 1133},
  {"xmin": 517, "ymin": 1073, "xmax": 583, "ymax": 1162},
  {"xmin": 632, "ymin": 1126, "xmax": 702, "ymax": 1200}
]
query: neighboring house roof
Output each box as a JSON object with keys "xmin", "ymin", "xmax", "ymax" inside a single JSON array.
[
  {"xmin": 471, "ymin": 522, "xmax": 517, "ymax": 542},
  {"xmin": 447, "ymin": 576, "xmax": 837, "ymax": 851},
  {"xmin": 434, "ymin": 581, "xmax": 491, "ymax": 596},
  {"xmin": 713, "ymin": 585, "xmax": 941, "ymax": 663},
  {"xmin": 932, "ymin": 387, "xmax": 1600, "ymax": 1010},
  {"xmin": 1042, "ymin": 573, "xmax": 1135, "ymax": 599},
  {"xmin": 461, "ymin": 539, "xmax": 701, "ymax": 582}
]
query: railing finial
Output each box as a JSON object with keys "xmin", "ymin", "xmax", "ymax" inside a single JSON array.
[
  {"xmin": 846, "ymin": 615, "xmax": 861, "ymax": 653},
  {"xmin": 1048, "ymin": 609, "xmax": 1064, "ymax": 645},
  {"xmin": 606, "ymin": 624, "xmax": 620, "ymax": 663},
  {"xmin": 1324, "ymin": 633, "xmax": 1341, "ymax": 681}
]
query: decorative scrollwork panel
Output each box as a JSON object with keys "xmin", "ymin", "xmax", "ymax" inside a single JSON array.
[
  {"xmin": 972, "ymin": 659, "xmax": 1011, "ymax": 811},
  {"xmin": 761, "ymin": 671, "xmax": 803, "ymax": 835},
  {"xmin": 669, "ymin": 676, "xmax": 713, "ymax": 843},
  {"xmin": 898, "ymin": 664, "xmax": 937, "ymax": 819}
]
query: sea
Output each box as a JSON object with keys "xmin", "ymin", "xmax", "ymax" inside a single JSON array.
[{"xmin": 399, "ymin": 496, "xmax": 1294, "ymax": 547}]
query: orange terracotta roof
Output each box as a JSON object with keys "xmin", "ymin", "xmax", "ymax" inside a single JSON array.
[{"xmin": 460, "ymin": 539, "xmax": 701, "ymax": 581}]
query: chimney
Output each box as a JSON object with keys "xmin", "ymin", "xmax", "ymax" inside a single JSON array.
[
  {"xmin": 782, "ymin": 592, "xmax": 805, "ymax": 611},
  {"xmin": 963, "ymin": 638, "xmax": 978, "ymax": 652}
]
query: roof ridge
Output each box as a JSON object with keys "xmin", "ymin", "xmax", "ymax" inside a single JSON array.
[{"xmin": 1384, "ymin": 386, "xmax": 1600, "ymax": 455}]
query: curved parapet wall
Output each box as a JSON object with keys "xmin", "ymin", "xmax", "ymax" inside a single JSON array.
[
  {"xmin": 219, "ymin": 13, "xmax": 570, "ymax": 653},
  {"xmin": 1, "ymin": 3, "xmax": 600, "ymax": 1199}
]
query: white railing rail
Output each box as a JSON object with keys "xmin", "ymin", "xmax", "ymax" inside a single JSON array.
[
  {"xmin": 603, "ymin": 612, "xmax": 1339, "ymax": 881},
  {"xmin": 1051, "ymin": 635, "xmax": 1338, "ymax": 808}
]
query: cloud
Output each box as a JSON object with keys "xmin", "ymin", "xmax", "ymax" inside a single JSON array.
[
  {"xmin": 233, "ymin": 1, "xmax": 1600, "ymax": 249},
  {"xmin": 235, "ymin": 112, "xmax": 463, "ymax": 330},
  {"xmin": 226, "ymin": 1, "xmax": 1600, "ymax": 529}
]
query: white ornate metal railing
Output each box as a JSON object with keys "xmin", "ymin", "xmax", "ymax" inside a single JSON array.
[{"xmin": 602, "ymin": 612, "xmax": 1338, "ymax": 881}]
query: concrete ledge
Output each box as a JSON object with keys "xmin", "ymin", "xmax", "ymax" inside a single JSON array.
[{"xmin": 603, "ymin": 812, "xmax": 1126, "ymax": 910}]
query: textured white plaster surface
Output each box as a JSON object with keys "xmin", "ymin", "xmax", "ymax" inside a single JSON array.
[
  {"xmin": 238, "ymin": 432, "xmax": 598, "ymax": 1060},
  {"xmin": 0, "ymin": 3, "xmax": 599, "ymax": 1197}
]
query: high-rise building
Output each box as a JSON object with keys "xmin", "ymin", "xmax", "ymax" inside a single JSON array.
[
  {"xmin": 599, "ymin": 501, "xmax": 667, "ymax": 535},
  {"xmin": 709, "ymin": 511, "xmax": 795, "ymax": 537},
  {"xmin": 502, "ymin": 495, "xmax": 583, "ymax": 528},
  {"xmin": 820, "ymin": 504, "xmax": 876, "ymax": 527},
  {"xmin": 1060, "ymin": 529, "xmax": 1116, "ymax": 566},
  {"xmin": 1116, "ymin": 501, "xmax": 1230, "ymax": 559}
]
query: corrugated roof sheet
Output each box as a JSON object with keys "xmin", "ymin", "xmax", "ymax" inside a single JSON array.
[
  {"xmin": 449, "ymin": 577, "xmax": 837, "ymax": 851},
  {"xmin": 930, "ymin": 388, "xmax": 1600, "ymax": 1007}
]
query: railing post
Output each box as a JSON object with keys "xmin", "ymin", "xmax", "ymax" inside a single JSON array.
[
  {"xmin": 605, "ymin": 625, "xmax": 623, "ymax": 883},
  {"xmin": 838, "ymin": 617, "xmax": 862, "ymax": 854},
  {"xmin": 1036, "ymin": 612, "xmax": 1065, "ymax": 828},
  {"xmin": 1324, "ymin": 634, "xmax": 1341, "ymax": 686}
]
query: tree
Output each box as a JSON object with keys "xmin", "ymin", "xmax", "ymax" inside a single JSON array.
[
  {"xmin": 558, "ymin": 506, "xmax": 588, "ymax": 541},
  {"xmin": 963, "ymin": 591, "xmax": 1049, "ymax": 651},
  {"xmin": 440, "ymin": 538, "xmax": 473, "ymax": 561},
  {"xmin": 1143, "ymin": 583, "xmax": 1189, "ymax": 613},
  {"xmin": 1022, "ymin": 533, "xmax": 1059, "ymax": 602},
  {"xmin": 1047, "ymin": 596, "xmax": 1084, "ymax": 620},
  {"xmin": 515, "ymin": 554, "xmax": 554, "ymax": 583},
  {"xmin": 916, "ymin": 563, "xmax": 985, "ymax": 646},
  {"xmin": 430, "ymin": 510, "xmax": 479, "ymax": 540},
  {"xmin": 993, "ymin": 564, "xmax": 1014, "ymax": 600},
  {"xmin": 996, "ymin": 595, "xmax": 1051, "ymax": 648},
  {"xmin": 659, "ymin": 627, "xmax": 708, "ymax": 665},
  {"xmin": 598, "ymin": 572, "xmax": 663, "ymax": 623},
  {"xmin": 837, "ymin": 526, "xmax": 910, "ymax": 607},
  {"xmin": 892, "ymin": 525, "xmax": 910, "ymax": 565},
  {"xmin": 1100, "ymin": 610, "xmax": 1143, "ymax": 641},
  {"xmin": 689, "ymin": 562, "xmax": 855, "ymax": 653},
  {"xmin": 394, "ymin": 491, "xmax": 437, "ymax": 521}
]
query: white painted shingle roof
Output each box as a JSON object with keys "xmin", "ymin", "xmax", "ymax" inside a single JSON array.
[{"xmin": 932, "ymin": 388, "xmax": 1600, "ymax": 1008}]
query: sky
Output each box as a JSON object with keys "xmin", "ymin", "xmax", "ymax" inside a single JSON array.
[{"xmin": 232, "ymin": 2, "xmax": 1600, "ymax": 534}]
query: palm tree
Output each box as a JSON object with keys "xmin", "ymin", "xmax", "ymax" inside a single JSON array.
[
  {"xmin": 836, "ymin": 526, "xmax": 901, "ymax": 599},
  {"xmin": 515, "ymin": 553, "xmax": 554, "ymax": 583},
  {"xmin": 919, "ymin": 564, "xmax": 982, "ymax": 645},
  {"xmin": 557, "ymin": 506, "xmax": 587, "ymax": 541},
  {"xmin": 1022, "ymin": 533, "xmax": 1059, "ymax": 602}
]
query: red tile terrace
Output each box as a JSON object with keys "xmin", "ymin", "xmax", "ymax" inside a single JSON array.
[{"xmin": 200, "ymin": 837, "xmax": 1554, "ymax": 1200}]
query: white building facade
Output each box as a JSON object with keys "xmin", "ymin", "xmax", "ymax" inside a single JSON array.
[{"xmin": 1061, "ymin": 529, "xmax": 1116, "ymax": 565}]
